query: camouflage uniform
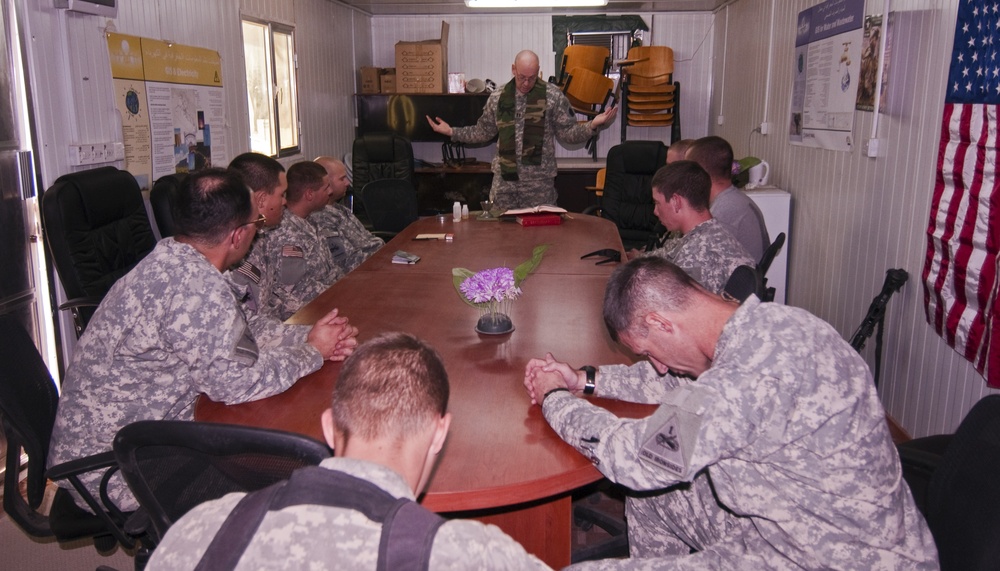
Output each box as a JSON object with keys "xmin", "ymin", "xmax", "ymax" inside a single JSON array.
[
  {"xmin": 308, "ymin": 203, "xmax": 384, "ymax": 275},
  {"xmin": 647, "ymin": 218, "xmax": 755, "ymax": 294},
  {"xmin": 451, "ymin": 81, "xmax": 595, "ymax": 211},
  {"xmin": 147, "ymin": 457, "xmax": 552, "ymax": 570},
  {"xmin": 48, "ymin": 239, "xmax": 323, "ymax": 512},
  {"xmin": 246, "ymin": 209, "xmax": 343, "ymax": 320},
  {"xmin": 710, "ymin": 185, "xmax": 770, "ymax": 262},
  {"xmin": 548, "ymin": 298, "xmax": 938, "ymax": 570}
]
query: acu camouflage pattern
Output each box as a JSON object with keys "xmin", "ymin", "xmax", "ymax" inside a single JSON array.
[
  {"xmin": 647, "ymin": 218, "xmax": 755, "ymax": 294},
  {"xmin": 308, "ymin": 203, "xmax": 384, "ymax": 274},
  {"xmin": 243, "ymin": 209, "xmax": 343, "ymax": 320},
  {"xmin": 546, "ymin": 298, "xmax": 938, "ymax": 570},
  {"xmin": 451, "ymin": 81, "xmax": 594, "ymax": 211},
  {"xmin": 147, "ymin": 457, "xmax": 552, "ymax": 571},
  {"xmin": 48, "ymin": 239, "xmax": 323, "ymax": 511}
]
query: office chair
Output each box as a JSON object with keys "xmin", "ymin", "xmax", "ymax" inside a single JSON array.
[
  {"xmin": 113, "ymin": 420, "xmax": 331, "ymax": 548},
  {"xmin": 149, "ymin": 173, "xmax": 187, "ymax": 238},
  {"xmin": 757, "ymin": 232, "xmax": 786, "ymax": 302},
  {"xmin": 361, "ymin": 178, "xmax": 419, "ymax": 238},
  {"xmin": 40, "ymin": 166, "xmax": 156, "ymax": 336},
  {"xmin": 896, "ymin": 395, "xmax": 1000, "ymax": 571},
  {"xmin": 600, "ymin": 140, "xmax": 668, "ymax": 251},
  {"xmin": 724, "ymin": 265, "xmax": 764, "ymax": 303},
  {"xmin": 351, "ymin": 132, "xmax": 416, "ymax": 226},
  {"xmin": 0, "ymin": 315, "xmax": 137, "ymax": 553}
]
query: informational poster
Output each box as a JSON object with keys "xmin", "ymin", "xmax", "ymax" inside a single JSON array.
[
  {"xmin": 788, "ymin": 0, "xmax": 865, "ymax": 152},
  {"xmin": 107, "ymin": 33, "xmax": 227, "ymax": 189},
  {"xmin": 856, "ymin": 14, "xmax": 894, "ymax": 112}
]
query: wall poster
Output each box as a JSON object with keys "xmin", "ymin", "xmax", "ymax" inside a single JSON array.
[
  {"xmin": 788, "ymin": 0, "xmax": 865, "ymax": 152},
  {"xmin": 107, "ymin": 33, "xmax": 227, "ymax": 189}
]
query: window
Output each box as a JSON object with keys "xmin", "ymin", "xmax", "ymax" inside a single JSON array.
[{"xmin": 242, "ymin": 19, "xmax": 299, "ymax": 157}]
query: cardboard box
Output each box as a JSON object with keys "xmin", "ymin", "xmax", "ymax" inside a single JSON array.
[
  {"xmin": 395, "ymin": 21, "xmax": 449, "ymax": 94},
  {"xmin": 380, "ymin": 69, "xmax": 396, "ymax": 94},
  {"xmin": 360, "ymin": 66, "xmax": 380, "ymax": 94}
]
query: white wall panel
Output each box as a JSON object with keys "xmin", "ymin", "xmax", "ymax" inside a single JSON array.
[{"xmin": 713, "ymin": 0, "xmax": 998, "ymax": 438}]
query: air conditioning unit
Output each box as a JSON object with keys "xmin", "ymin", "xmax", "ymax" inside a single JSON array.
[{"xmin": 54, "ymin": 0, "xmax": 117, "ymax": 17}]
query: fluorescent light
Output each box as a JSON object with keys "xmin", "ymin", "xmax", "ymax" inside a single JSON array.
[{"xmin": 465, "ymin": 0, "xmax": 607, "ymax": 7}]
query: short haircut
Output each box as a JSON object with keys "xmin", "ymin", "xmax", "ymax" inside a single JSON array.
[
  {"xmin": 171, "ymin": 168, "xmax": 252, "ymax": 245},
  {"xmin": 331, "ymin": 332, "xmax": 450, "ymax": 443},
  {"xmin": 686, "ymin": 136, "xmax": 734, "ymax": 182},
  {"xmin": 667, "ymin": 138, "xmax": 696, "ymax": 159},
  {"xmin": 228, "ymin": 152, "xmax": 284, "ymax": 194},
  {"xmin": 285, "ymin": 161, "xmax": 327, "ymax": 204},
  {"xmin": 651, "ymin": 161, "xmax": 711, "ymax": 212},
  {"xmin": 603, "ymin": 257, "xmax": 698, "ymax": 342}
]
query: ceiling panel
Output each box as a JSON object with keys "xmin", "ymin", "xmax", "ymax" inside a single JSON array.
[{"xmin": 341, "ymin": 0, "xmax": 728, "ymax": 16}]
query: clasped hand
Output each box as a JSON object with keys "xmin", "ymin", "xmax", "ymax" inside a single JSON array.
[
  {"xmin": 523, "ymin": 353, "xmax": 584, "ymax": 405},
  {"xmin": 307, "ymin": 308, "xmax": 359, "ymax": 361}
]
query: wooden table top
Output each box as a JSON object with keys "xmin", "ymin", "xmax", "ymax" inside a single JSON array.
[{"xmin": 196, "ymin": 214, "xmax": 654, "ymax": 513}]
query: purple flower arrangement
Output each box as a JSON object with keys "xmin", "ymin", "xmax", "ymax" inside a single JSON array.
[{"xmin": 459, "ymin": 267, "xmax": 522, "ymax": 319}]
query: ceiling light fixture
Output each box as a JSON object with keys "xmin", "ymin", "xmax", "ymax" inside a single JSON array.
[{"xmin": 465, "ymin": 0, "xmax": 608, "ymax": 7}]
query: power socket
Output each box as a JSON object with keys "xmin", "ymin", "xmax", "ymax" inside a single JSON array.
[
  {"xmin": 717, "ymin": 115, "xmax": 725, "ymax": 125},
  {"xmin": 759, "ymin": 122, "xmax": 770, "ymax": 135}
]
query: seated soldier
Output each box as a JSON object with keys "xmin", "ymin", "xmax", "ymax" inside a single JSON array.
[
  {"xmin": 642, "ymin": 161, "xmax": 755, "ymax": 293},
  {"xmin": 523, "ymin": 258, "xmax": 937, "ymax": 570},
  {"xmin": 241, "ymin": 160, "xmax": 344, "ymax": 320},
  {"xmin": 227, "ymin": 152, "xmax": 288, "ymax": 322},
  {"xmin": 687, "ymin": 136, "xmax": 770, "ymax": 261},
  {"xmin": 148, "ymin": 333, "xmax": 552, "ymax": 570},
  {"xmin": 48, "ymin": 168, "xmax": 358, "ymax": 512},
  {"xmin": 311, "ymin": 156, "xmax": 383, "ymax": 274}
]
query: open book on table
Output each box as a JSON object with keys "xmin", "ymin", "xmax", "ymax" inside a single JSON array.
[{"xmin": 501, "ymin": 205, "xmax": 568, "ymax": 216}]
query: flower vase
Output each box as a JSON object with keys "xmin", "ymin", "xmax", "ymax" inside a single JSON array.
[{"xmin": 476, "ymin": 312, "xmax": 514, "ymax": 335}]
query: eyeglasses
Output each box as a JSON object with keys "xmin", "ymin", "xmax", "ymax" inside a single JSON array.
[{"xmin": 242, "ymin": 214, "xmax": 267, "ymax": 230}]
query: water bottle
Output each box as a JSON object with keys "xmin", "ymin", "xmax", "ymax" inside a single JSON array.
[
  {"xmin": 461, "ymin": 204, "xmax": 469, "ymax": 220},
  {"xmin": 452, "ymin": 201, "xmax": 462, "ymax": 222}
]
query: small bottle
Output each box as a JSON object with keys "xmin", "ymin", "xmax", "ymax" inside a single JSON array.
[
  {"xmin": 461, "ymin": 204, "xmax": 469, "ymax": 219},
  {"xmin": 452, "ymin": 201, "xmax": 462, "ymax": 222}
]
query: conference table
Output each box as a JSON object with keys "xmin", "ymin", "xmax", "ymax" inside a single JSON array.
[{"xmin": 195, "ymin": 213, "xmax": 656, "ymax": 567}]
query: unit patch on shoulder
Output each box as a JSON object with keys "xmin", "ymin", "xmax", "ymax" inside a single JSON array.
[{"xmin": 639, "ymin": 414, "xmax": 686, "ymax": 476}]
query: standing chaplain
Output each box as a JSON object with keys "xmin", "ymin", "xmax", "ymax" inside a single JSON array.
[{"xmin": 427, "ymin": 50, "xmax": 617, "ymax": 211}]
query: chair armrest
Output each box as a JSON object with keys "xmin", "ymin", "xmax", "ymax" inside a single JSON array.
[
  {"xmin": 373, "ymin": 230, "xmax": 397, "ymax": 241},
  {"xmin": 46, "ymin": 450, "xmax": 117, "ymax": 481},
  {"xmin": 582, "ymin": 205, "xmax": 602, "ymax": 216},
  {"xmin": 57, "ymin": 296, "xmax": 103, "ymax": 312}
]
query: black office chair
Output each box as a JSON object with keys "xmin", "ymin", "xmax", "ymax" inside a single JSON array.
[
  {"xmin": 352, "ymin": 132, "xmax": 416, "ymax": 226},
  {"xmin": 41, "ymin": 167, "xmax": 156, "ymax": 336},
  {"xmin": 113, "ymin": 420, "xmax": 331, "ymax": 547},
  {"xmin": 0, "ymin": 315, "xmax": 137, "ymax": 553},
  {"xmin": 599, "ymin": 140, "xmax": 668, "ymax": 251},
  {"xmin": 757, "ymin": 232, "xmax": 785, "ymax": 303},
  {"xmin": 361, "ymin": 178, "xmax": 419, "ymax": 238},
  {"xmin": 723, "ymin": 264, "xmax": 764, "ymax": 303},
  {"xmin": 896, "ymin": 395, "xmax": 1000, "ymax": 570},
  {"xmin": 149, "ymin": 173, "xmax": 187, "ymax": 238}
]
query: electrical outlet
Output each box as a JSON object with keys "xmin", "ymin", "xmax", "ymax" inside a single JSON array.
[
  {"xmin": 759, "ymin": 122, "xmax": 770, "ymax": 135},
  {"xmin": 865, "ymin": 139, "xmax": 881, "ymax": 158},
  {"xmin": 717, "ymin": 115, "xmax": 725, "ymax": 125},
  {"xmin": 68, "ymin": 142, "xmax": 123, "ymax": 165}
]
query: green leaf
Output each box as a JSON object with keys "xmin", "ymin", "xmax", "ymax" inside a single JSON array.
[
  {"xmin": 452, "ymin": 268, "xmax": 480, "ymax": 308},
  {"xmin": 514, "ymin": 244, "xmax": 549, "ymax": 285}
]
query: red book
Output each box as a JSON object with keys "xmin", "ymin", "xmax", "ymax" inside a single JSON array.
[{"xmin": 516, "ymin": 213, "xmax": 563, "ymax": 226}]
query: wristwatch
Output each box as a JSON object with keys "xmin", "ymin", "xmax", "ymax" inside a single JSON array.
[{"xmin": 580, "ymin": 365, "xmax": 597, "ymax": 395}]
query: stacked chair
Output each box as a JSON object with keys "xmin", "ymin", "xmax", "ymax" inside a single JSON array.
[
  {"xmin": 561, "ymin": 68, "xmax": 616, "ymax": 160},
  {"xmin": 619, "ymin": 46, "xmax": 680, "ymax": 144},
  {"xmin": 555, "ymin": 44, "xmax": 610, "ymax": 88}
]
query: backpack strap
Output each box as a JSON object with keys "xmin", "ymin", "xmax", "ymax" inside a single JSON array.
[{"xmin": 193, "ymin": 466, "xmax": 444, "ymax": 571}]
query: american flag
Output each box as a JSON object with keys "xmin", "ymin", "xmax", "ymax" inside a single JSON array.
[{"xmin": 923, "ymin": 0, "xmax": 1000, "ymax": 387}]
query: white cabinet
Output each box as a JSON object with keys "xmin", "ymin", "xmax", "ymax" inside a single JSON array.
[{"xmin": 746, "ymin": 187, "xmax": 791, "ymax": 304}]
